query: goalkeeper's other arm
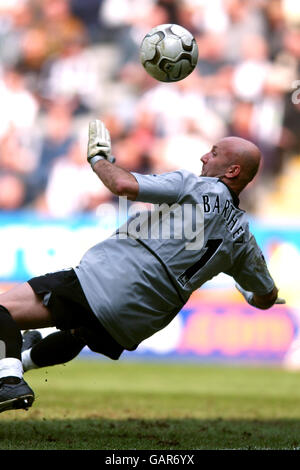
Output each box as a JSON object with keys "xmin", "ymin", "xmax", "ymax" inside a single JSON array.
[{"xmin": 235, "ymin": 284, "xmax": 286, "ymax": 309}]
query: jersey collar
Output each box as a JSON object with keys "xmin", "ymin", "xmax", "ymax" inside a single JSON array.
[{"xmin": 218, "ymin": 179, "xmax": 240, "ymax": 208}]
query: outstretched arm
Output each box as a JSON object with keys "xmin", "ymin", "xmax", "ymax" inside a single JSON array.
[
  {"xmin": 87, "ymin": 119, "xmax": 139, "ymax": 200},
  {"xmin": 236, "ymin": 284, "xmax": 285, "ymax": 310},
  {"xmin": 93, "ymin": 159, "xmax": 139, "ymax": 200},
  {"xmin": 252, "ymin": 286, "xmax": 281, "ymax": 309},
  {"xmin": 231, "ymin": 234, "xmax": 286, "ymax": 310}
]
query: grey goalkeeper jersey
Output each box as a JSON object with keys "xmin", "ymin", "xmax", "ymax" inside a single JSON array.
[{"xmin": 75, "ymin": 170, "xmax": 275, "ymax": 349}]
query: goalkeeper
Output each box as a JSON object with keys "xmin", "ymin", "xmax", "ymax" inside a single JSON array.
[{"xmin": 0, "ymin": 120, "xmax": 285, "ymax": 413}]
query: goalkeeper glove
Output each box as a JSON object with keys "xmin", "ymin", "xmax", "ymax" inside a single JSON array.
[
  {"xmin": 235, "ymin": 283, "xmax": 286, "ymax": 307},
  {"xmin": 87, "ymin": 119, "xmax": 116, "ymax": 170}
]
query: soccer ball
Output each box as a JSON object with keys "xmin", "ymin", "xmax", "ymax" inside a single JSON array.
[{"xmin": 140, "ymin": 24, "xmax": 198, "ymax": 83}]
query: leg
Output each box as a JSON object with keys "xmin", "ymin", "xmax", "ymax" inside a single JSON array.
[
  {"xmin": 0, "ymin": 282, "xmax": 53, "ymax": 412},
  {"xmin": 0, "ymin": 282, "xmax": 53, "ymax": 367},
  {"xmin": 0, "ymin": 282, "xmax": 54, "ymax": 330},
  {"xmin": 23, "ymin": 330, "xmax": 86, "ymax": 371},
  {"xmin": 0, "ymin": 284, "xmax": 87, "ymax": 370},
  {"xmin": 23, "ymin": 324, "xmax": 124, "ymax": 372}
]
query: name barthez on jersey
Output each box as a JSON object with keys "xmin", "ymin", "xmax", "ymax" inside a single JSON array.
[{"xmin": 202, "ymin": 194, "xmax": 245, "ymax": 240}]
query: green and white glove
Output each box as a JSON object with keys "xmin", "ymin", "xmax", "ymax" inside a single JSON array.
[{"xmin": 87, "ymin": 119, "xmax": 116, "ymax": 170}]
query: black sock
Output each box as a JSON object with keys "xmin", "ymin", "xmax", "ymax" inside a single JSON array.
[
  {"xmin": 0, "ymin": 376, "xmax": 21, "ymax": 384},
  {"xmin": 0, "ymin": 305, "xmax": 22, "ymax": 360},
  {"xmin": 30, "ymin": 330, "xmax": 86, "ymax": 367}
]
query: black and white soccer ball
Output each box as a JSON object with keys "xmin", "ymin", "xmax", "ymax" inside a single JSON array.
[{"xmin": 140, "ymin": 24, "xmax": 198, "ymax": 83}]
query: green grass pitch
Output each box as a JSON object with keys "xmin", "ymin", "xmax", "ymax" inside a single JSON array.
[{"xmin": 1, "ymin": 358, "xmax": 300, "ymax": 450}]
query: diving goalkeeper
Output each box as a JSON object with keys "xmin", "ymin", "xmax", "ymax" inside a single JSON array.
[{"xmin": 0, "ymin": 120, "xmax": 284, "ymax": 413}]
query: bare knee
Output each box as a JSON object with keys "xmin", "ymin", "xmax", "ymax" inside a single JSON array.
[{"xmin": 0, "ymin": 282, "xmax": 54, "ymax": 329}]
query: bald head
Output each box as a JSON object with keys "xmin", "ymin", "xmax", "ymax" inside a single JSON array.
[
  {"xmin": 221, "ymin": 136, "xmax": 261, "ymax": 184},
  {"xmin": 201, "ymin": 136, "xmax": 261, "ymax": 194}
]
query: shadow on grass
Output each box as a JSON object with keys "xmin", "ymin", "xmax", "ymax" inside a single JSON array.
[{"xmin": 0, "ymin": 416, "xmax": 300, "ymax": 450}]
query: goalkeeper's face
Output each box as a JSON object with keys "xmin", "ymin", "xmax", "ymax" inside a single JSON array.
[
  {"xmin": 200, "ymin": 142, "xmax": 233, "ymax": 178},
  {"xmin": 200, "ymin": 136, "xmax": 261, "ymax": 186}
]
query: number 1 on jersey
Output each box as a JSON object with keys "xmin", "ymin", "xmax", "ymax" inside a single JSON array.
[{"xmin": 178, "ymin": 238, "xmax": 223, "ymax": 287}]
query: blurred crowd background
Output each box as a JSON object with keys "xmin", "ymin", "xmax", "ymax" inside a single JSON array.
[{"xmin": 0, "ymin": 0, "xmax": 299, "ymax": 219}]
